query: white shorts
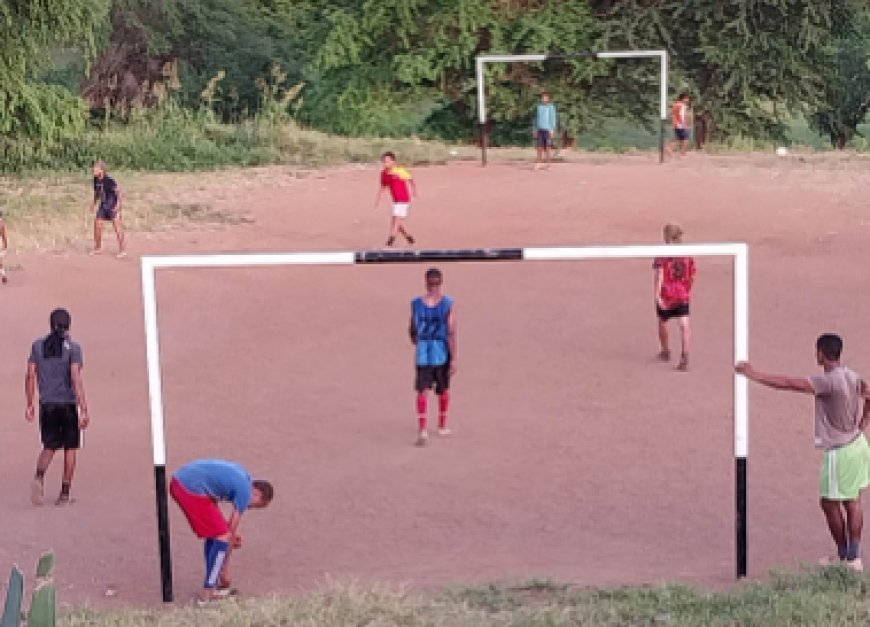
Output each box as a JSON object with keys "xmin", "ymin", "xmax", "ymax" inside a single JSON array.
[{"xmin": 392, "ymin": 203, "xmax": 410, "ymax": 218}]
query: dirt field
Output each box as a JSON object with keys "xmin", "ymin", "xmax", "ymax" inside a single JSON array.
[{"xmin": 2, "ymin": 152, "xmax": 870, "ymax": 608}]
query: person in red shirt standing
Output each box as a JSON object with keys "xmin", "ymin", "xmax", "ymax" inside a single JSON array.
[
  {"xmin": 374, "ymin": 151, "xmax": 417, "ymax": 247},
  {"xmin": 653, "ymin": 223, "xmax": 696, "ymax": 371}
]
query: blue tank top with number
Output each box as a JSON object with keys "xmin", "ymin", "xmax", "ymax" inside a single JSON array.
[{"xmin": 412, "ymin": 296, "xmax": 453, "ymax": 366}]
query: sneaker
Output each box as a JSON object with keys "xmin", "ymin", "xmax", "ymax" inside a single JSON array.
[
  {"xmin": 657, "ymin": 349, "xmax": 671, "ymax": 362},
  {"xmin": 115, "ymin": 250, "xmax": 127, "ymax": 259},
  {"xmin": 677, "ymin": 354, "xmax": 689, "ymax": 371},
  {"xmin": 89, "ymin": 248, "xmax": 103, "ymax": 256},
  {"xmin": 30, "ymin": 478, "xmax": 44, "ymax": 506},
  {"xmin": 415, "ymin": 431, "xmax": 429, "ymax": 447},
  {"xmin": 195, "ymin": 594, "xmax": 226, "ymax": 608},
  {"xmin": 847, "ymin": 558, "xmax": 864, "ymax": 572},
  {"xmin": 213, "ymin": 586, "xmax": 239, "ymax": 599},
  {"xmin": 55, "ymin": 494, "xmax": 75, "ymax": 506},
  {"xmin": 437, "ymin": 428, "xmax": 452, "ymax": 437}
]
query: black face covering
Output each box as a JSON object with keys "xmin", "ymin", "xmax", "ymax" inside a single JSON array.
[{"xmin": 44, "ymin": 309, "xmax": 71, "ymax": 359}]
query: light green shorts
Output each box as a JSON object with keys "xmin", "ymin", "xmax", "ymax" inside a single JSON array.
[{"xmin": 820, "ymin": 433, "xmax": 870, "ymax": 501}]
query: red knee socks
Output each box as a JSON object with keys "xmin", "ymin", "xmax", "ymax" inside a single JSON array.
[
  {"xmin": 417, "ymin": 393, "xmax": 427, "ymax": 431},
  {"xmin": 438, "ymin": 391, "xmax": 450, "ymax": 429}
]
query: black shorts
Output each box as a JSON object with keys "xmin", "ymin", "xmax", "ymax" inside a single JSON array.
[
  {"xmin": 657, "ymin": 303, "xmax": 690, "ymax": 321},
  {"xmin": 536, "ymin": 129, "xmax": 552, "ymax": 148},
  {"xmin": 415, "ymin": 365, "xmax": 450, "ymax": 394},
  {"xmin": 97, "ymin": 206, "xmax": 118, "ymax": 221},
  {"xmin": 674, "ymin": 127, "xmax": 689, "ymax": 141},
  {"xmin": 39, "ymin": 403, "xmax": 80, "ymax": 450}
]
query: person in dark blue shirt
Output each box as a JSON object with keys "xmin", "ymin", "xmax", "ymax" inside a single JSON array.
[{"xmin": 90, "ymin": 160, "xmax": 127, "ymax": 257}]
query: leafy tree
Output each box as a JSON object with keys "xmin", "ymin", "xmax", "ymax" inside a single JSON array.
[
  {"xmin": 294, "ymin": 1, "xmax": 607, "ymax": 141},
  {"xmin": 811, "ymin": 8, "xmax": 870, "ymax": 148},
  {"xmin": 595, "ymin": 0, "xmax": 854, "ymax": 146},
  {"xmin": 84, "ymin": 0, "xmax": 303, "ymax": 121},
  {"xmin": 0, "ymin": 0, "xmax": 110, "ymax": 141}
]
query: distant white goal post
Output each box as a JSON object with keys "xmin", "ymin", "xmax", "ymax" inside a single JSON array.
[
  {"xmin": 141, "ymin": 242, "xmax": 748, "ymax": 603},
  {"xmin": 475, "ymin": 50, "xmax": 669, "ymax": 165}
]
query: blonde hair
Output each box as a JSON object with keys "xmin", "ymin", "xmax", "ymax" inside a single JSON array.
[{"xmin": 663, "ymin": 223, "xmax": 683, "ymax": 243}]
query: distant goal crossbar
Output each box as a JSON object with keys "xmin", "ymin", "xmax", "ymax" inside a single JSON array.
[{"xmin": 141, "ymin": 242, "xmax": 749, "ymax": 603}]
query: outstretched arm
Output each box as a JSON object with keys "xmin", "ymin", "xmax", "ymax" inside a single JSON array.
[{"xmin": 735, "ymin": 361, "xmax": 814, "ymax": 394}]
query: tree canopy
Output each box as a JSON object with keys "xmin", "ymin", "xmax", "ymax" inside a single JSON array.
[{"xmin": 4, "ymin": 0, "xmax": 870, "ymax": 149}]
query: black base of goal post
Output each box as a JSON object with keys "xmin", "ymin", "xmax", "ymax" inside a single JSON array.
[
  {"xmin": 659, "ymin": 118, "xmax": 665, "ymax": 164},
  {"xmin": 155, "ymin": 465, "xmax": 174, "ymax": 602},
  {"xmin": 736, "ymin": 457, "xmax": 747, "ymax": 577},
  {"xmin": 480, "ymin": 123, "xmax": 487, "ymax": 166}
]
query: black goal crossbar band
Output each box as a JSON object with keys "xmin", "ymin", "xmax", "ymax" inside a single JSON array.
[{"xmin": 355, "ymin": 248, "xmax": 523, "ymax": 264}]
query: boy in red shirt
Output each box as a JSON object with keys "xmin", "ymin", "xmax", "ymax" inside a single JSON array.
[
  {"xmin": 653, "ymin": 223, "xmax": 696, "ymax": 371},
  {"xmin": 374, "ymin": 151, "xmax": 417, "ymax": 247}
]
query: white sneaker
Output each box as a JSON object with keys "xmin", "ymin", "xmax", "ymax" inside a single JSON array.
[
  {"xmin": 415, "ymin": 431, "xmax": 429, "ymax": 447},
  {"xmin": 847, "ymin": 558, "xmax": 864, "ymax": 572},
  {"xmin": 437, "ymin": 428, "xmax": 452, "ymax": 437}
]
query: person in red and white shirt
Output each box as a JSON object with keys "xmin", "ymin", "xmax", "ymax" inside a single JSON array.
[
  {"xmin": 653, "ymin": 223, "xmax": 696, "ymax": 371},
  {"xmin": 374, "ymin": 151, "xmax": 417, "ymax": 247}
]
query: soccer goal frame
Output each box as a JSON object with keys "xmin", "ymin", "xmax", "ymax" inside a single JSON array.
[
  {"xmin": 475, "ymin": 51, "xmax": 669, "ymax": 165},
  {"xmin": 142, "ymin": 242, "xmax": 748, "ymax": 603}
]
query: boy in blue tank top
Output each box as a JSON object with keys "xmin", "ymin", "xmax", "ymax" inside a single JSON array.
[{"xmin": 409, "ymin": 268, "xmax": 457, "ymax": 446}]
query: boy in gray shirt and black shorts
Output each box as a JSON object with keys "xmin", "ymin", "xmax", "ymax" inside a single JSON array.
[{"xmin": 25, "ymin": 309, "xmax": 90, "ymax": 506}]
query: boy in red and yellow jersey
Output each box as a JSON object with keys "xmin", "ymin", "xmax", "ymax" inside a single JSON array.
[{"xmin": 374, "ymin": 151, "xmax": 417, "ymax": 247}]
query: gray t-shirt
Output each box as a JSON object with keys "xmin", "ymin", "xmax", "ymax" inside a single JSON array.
[
  {"xmin": 810, "ymin": 366, "xmax": 863, "ymax": 450},
  {"xmin": 29, "ymin": 336, "xmax": 83, "ymax": 404}
]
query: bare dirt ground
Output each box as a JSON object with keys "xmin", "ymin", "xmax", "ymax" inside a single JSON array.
[{"xmin": 2, "ymin": 152, "xmax": 870, "ymax": 609}]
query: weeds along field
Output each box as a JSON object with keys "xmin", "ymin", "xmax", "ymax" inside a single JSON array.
[{"xmin": 60, "ymin": 569, "xmax": 870, "ymax": 627}]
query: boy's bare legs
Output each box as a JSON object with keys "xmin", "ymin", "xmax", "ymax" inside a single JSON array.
[
  {"xmin": 677, "ymin": 316, "xmax": 691, "ymax": 370},
  {"xmin": 821, "ymin": 499, "xmax": 849, "ymax": 557},
  {"xmin": 397, "ymin": 219, "xmax": 414, "ymax": 244},
  {"xmin": 111, "ymin": 217, "xmax": 126, "ymax": 257},
  {"xmin": 92, "ymin": 219, "xmax": 103, "ymax": 253},
  {"xmin": 657, "ymin": 319, "xmax": 670, "ymax": 360},
  {"xmin": 31, "ymin": 448, "xmax": 56, "ymax": 505},
  {"xmin": 844, "ymin": 499, "xmax": 864, "ymax": 565}
]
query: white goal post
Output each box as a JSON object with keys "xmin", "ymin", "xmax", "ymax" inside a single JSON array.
[
  {"xmin": 141, "ymin": 242, "xmax": 748, "ymax": 603},
  {"xmin": 475, "ymin": 51, "xmax": 669, "ymax": 164}
]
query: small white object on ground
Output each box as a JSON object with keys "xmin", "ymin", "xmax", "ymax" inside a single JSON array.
[{"xmin": 776, "ymin": 147, "xmax": 788, "ymax": 156}]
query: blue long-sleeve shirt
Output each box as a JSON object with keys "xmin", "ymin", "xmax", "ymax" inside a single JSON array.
[{"xmin": 535, "ymin": 102, "xmax": 557, "ymax": 131}]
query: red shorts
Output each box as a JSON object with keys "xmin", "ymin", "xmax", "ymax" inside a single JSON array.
[{"xmin": 170, "ymin": 477, "xmax": 229, "ymax": 539}]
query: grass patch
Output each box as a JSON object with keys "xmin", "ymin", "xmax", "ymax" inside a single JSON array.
[
  {"xmin": 1, "ymin": 109, "xmax": 453, "ymax": 175},
  {"xmin": 0, "ymin": 169, "xmax": 264, "ymax": 252},
  {"xmin": 58, "ymin": 566, "xmax": 870, "ymax": 626}
]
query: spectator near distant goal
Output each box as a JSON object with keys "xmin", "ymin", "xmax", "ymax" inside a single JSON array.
[{"xmin": 534, "ymin": 92, "xmax": 557, "ymax": 170}]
